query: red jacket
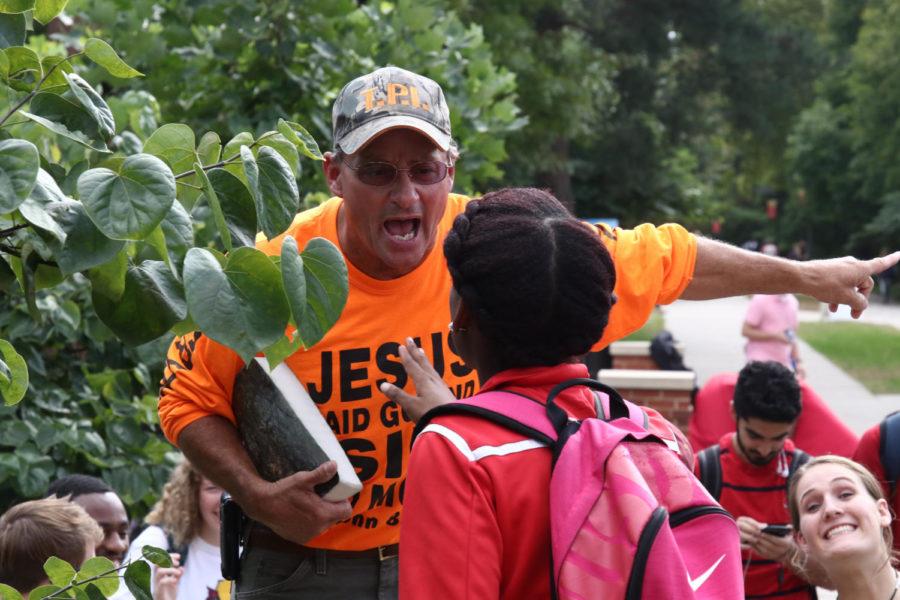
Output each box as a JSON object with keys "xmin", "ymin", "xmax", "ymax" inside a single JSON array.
[{"xmin": 399, "ymin": 363, "xmax": 598, "ymax": 599}]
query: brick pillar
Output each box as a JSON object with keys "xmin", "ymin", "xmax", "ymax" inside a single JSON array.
[{"xmin": 597, "ymin": 369, "xmax": 696, "ymax": 433}]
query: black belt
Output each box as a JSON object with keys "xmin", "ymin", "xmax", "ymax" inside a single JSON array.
[{"xmin": 247, "ymin": 523, "xmax": 399, "ymax": 561}]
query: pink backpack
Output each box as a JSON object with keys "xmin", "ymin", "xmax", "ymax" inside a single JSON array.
[{"xmin": 414, "ymin": 378, "xmax": 744, "ymax": 599}]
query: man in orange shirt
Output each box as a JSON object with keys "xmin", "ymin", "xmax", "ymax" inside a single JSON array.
[{"xmin": 158, "ymin": 66, "xmax": 899, "ymax": 599}]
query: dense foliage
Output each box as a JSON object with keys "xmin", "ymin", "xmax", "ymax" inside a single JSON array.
[{"xmin": 0, "ymin": 0, "xmax": 350, "ymax": 526}]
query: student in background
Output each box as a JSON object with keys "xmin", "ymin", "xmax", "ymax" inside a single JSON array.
[
  {"xmin": 122, "ymin": 459, "xmax": 228, "ymax": 600},
  {"xmin": 47, "ymin": 474, "xmax": 130, "ymax": 567},
  {"xmin": 695, "ymin": 361, "xmax": 819, "ymax": 599},
  {"xmin": 0, "ymin": 497, "xmax": 102, "ymax": 596},
  {"xmin": 788, "ymin": 456, "xmax": 897, "ymax": 600}
]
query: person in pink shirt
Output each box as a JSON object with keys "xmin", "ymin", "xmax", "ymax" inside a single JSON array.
[{"xmin": 742, "ymin": 293, "xmax": 805, "ymax": 379}]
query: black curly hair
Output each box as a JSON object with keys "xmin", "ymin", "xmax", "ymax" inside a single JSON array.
[
  {"xmin": 733, "ymin": 361, "xmax": 802, "ymax": 423},
  {"xmin": 443, "ymin": 187, "xmax": 616, "ymax": 369}
]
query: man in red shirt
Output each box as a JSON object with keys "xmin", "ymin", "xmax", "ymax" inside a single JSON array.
[{"xmin": 695, "ymin": 361, "xmax": 817, "ymax": 599}]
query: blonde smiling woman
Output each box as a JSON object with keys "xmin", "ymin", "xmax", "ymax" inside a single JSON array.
[{"xmin": 788, "ymin": 455, "xmax": 899, "ymax": 600}]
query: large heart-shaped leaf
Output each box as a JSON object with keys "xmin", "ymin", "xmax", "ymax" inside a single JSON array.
[
  {"xmin": 207, "ymin": 167, "xmax": 256, "ymax": 248},
  {"xmin": 0, "ymin": 339, "xmax": 27, "ymax": 406},
  {"xmin": 143, "ymin": 123, "xmax": 195, "ymax": 172},
  {"xmin": 90, "ymin": 258, "xmax": 187, "ymax": 346},
  {"xmin": 33, "ymin": 0, "xmax": 68, "ymax": 24},
  {"xmin": 183, "ymin": 246, "xmax": 290, "ymax": 363},
  {"xmin": 77, "ymin": 153, "xmax": 176, "ymax": 240},
  {"xmin": 0, "ymin": 13, "xmax": 25, "ymax": 48},
  {"xmin": 18, "ymin": 168, "xmax": 68, "ymax": 242},
  {"xmin": 0, "ymin": 138, "xmax": 39, "ymax": 213},
  {"xmin": 44, "ymin": 199, "xmax": 125, "ymax": 275},
  {"xmin": 242, "ymin": 145, "xmax": 298, "ymax": 239},
  {"xmin": 295, "ymin": 237, "xmax": 348, "ymax": 349},
  {"xmin": 21, "ymin": 92, "xmax": 108, "ymax": 152},
  {"xmin": 84, "ymin": 38, "xmax": 143, "ymax": 78},
  {"xmin": 64, "ymin": 72, "xmax": 115, "ymax": 140}
]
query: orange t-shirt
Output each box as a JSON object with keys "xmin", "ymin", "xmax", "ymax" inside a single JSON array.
[{"xmin": 158, "ymin": 193, "xmax": 696, "ymax": 550}]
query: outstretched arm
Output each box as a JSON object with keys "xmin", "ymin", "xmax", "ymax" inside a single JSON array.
[{"xmin": 683, "ymin": 237, "xmax": 900, "ymax": 318}]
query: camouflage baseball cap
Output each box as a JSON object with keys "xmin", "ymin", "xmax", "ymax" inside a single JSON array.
[{"xmin": 332, "ymin": 66, "xmax": 452, "ymax": 155}]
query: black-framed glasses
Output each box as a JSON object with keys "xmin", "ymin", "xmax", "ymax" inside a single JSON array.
[{"xmin": 345, "ymin": 160, "xmax": 451, "ymax": 187}]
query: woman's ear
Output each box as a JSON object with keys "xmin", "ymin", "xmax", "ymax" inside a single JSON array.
[
  {"xmin": 794, "ymin": 529, "xmax": 808, "ymax": 554},
  {"xmin": 876, "ymin": 498, "xmax": 892, "ymax": 528}
]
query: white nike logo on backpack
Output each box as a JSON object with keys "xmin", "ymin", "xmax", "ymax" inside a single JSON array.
[{"xmin": 687, "ymin": 554, "xmax": 726, "ymax": 591}]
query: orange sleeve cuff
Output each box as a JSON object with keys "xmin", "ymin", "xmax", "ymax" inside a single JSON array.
[{"xmin": 158, "ymin": 333, "xmax": 244, "ymax": 445}]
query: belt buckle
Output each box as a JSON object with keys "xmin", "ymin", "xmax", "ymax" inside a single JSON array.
[{"xmin": 377, "ymin": 545, "xmax": 394, "ymax": 561}]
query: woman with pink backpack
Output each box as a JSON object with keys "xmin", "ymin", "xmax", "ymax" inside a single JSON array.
[{"xmin": 394, "ymin": 188, "xmax": 743, "ymax": 599}]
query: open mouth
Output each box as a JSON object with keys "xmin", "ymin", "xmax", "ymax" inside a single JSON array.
[
  {"xmin": 384, "ymin": 218, "xmax": 420, "ymax": 242},
  {"xmin": 824, "ymin": 524, "xmax": 857, "ymax": 539}
]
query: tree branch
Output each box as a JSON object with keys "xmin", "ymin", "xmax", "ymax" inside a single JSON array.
[
  {"xmin": 0, "ymin": 243, "xmax": 58, "ymax": 267},
  {"xmin": 172, "ymin": 131, "xmax": 280, "ymax": 180},
  {"xmin": 0, "ymin": 52, "xmax": 85, "ymax": 128},
  {"xmin": 0, "ymin": 223, "xmax": 29, "ymax": 238}
]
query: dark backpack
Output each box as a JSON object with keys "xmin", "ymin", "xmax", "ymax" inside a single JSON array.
[
  {"xmin": 696, "ymin": 444, "xmax": 811, "ymax": 501},
  {"xmin": 650, "ymin": 330, "xmax": 689, "ymax": 371},
  {"xmin": 880, "ymin": 411, "xmax": 900, "ymax": 497}
]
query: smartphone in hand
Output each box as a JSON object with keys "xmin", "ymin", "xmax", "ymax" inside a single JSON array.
[{"xmin": 760, "ymin": 524, "xmax": 792, "ymax": 537}]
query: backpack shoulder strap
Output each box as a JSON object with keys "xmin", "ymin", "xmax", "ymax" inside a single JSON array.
[
  {"xmin": 413, "ymin": 390, "xmax": 557, "ymax": 446},
  {"xmin": 789, "ymin": 448, "xmax": 811, "ymax": 480},
  {"xmin": 164, "ymin": 530, "xmax": 190, "ymax": 565},
  {"xmin": 880, "ymin": 411, "xmax": 900, "ymax": 494},
  {"xmin": 697, "ymin": 445, "xmax": 724, "ymax": 501}
]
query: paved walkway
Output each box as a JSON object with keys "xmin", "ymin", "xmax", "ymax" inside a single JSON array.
[
  {"xmin": 662, "ymin": 296, "xmax": 900, "ymax": 435},
  {"xmin": 661, "ymin": 296, "xmax": 900, "ymax": 599}
]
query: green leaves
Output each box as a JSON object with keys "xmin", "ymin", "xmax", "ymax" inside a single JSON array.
[
  {"xmin": 75, "ymin": 556, "xmax": 119, "ymax": 596},
  {"xmin": 0, "ymin": 0, "xmax": 33, "ymax": 14},
  {"xmin": 19, "ymin": 168, "xmax": 68, "ymax": 242},
  {"xmin": 44, "ymin": 556, "xmax": 76, "ymax": 587},
  {"xmin": 0, "ymin": 13, "xmax": 25, "ymax": 48},
  {"xmin": 124, "ymin": 561, "xmax": 151, "ymax": 600},
  {"xmin": 292, "ymin": 237, "xmax": 348, "ymax": 348},
  {"xmin": 65, "ymin": 72, "xmax": 115, "ymax": 141},
  {"xmin": 0, "ymin": 583, "xmax": 23, "ymax": 600},
  {"xmin": 84, "ymin": 38, "xmax": 142, "ymax": 78},
  {"xmin": 21, "ymin": 92, "xmax": 109, "ymax": 152},
  {"xmin": 90, "ymin": 257, "xmax": 187, "ymax": 346},
  {"xmin": 47, "ymin": 199, "xmax": 125, "ymax": 274},
  {"xmin": 183, "ymin": 246, "xmax": 289, "ymax": 363},
  {"xmin": 141, "ymin": 545, "xmax": 173, "ymax": 568},
  {"xmin": 277, "ymin": 119, "xmax": 324, "ymax": 161},
  {"xmin": 33, "ymin": 0, "xmax": 68, "ymax": 25},
  {"xmin": 77, "ymin": 153, "xmax": 176, "ymax": 240},
  {"xmin": 0, "ymin": 339, "xmax": 27, "ymax": 406},
  {"xmin": 241, "ymin": 145, "xmax": 299, "ymax": 239},
  {"xmin": 0, "ymin": 138, "xmax": 39, "ymax": 213}
]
